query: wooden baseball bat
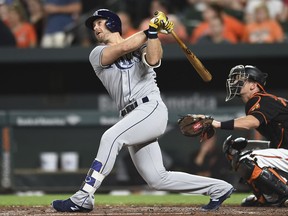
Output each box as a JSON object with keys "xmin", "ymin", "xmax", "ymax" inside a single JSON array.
[{"xmin": 171, "ymin": 30, "xmax": 212, "ymax": 82}]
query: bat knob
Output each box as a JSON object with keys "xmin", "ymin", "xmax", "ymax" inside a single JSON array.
[{"xmin": 154, "ymin": 11, "xmax": 159, "ymax": 16}]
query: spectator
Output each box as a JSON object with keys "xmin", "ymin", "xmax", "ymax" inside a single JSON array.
[
  {"xmin": 138, "ymin": 0, "xmax": 188, "ymax": 44},
  {"xmin": 0, "ymin": 0, "xmax": 10, "ymax": 25},
  {"xmin": 216, "ymin": 0, "xmax": 246, "ymax": 21},
  {"xmin": 196, "ymin": 15, "xmax": 237, "ymax": 44},
  {"xmin": 0, "ymin": 19, "xmax": 16, "ymax": 46},
  {"xmin": 25, "ymin": 0, "xmax": 45, "ymax": 46},
  {"xmin": 41, "ymin": 0, "xmax": 82, "ymax": 48},
  {"xmin": 189, "ymin": 3, "xmax": 245, "ymax": 44},
  {"xmin": 242, "ymin": 3, "xmax": 285, "ymax": 43},
  {"xmin": 279, "ymin": 0, "xmax": 288, "ymax": 23},
  {"xmin": 6, "ymin": 2, "xmax": 37, "ymax": 48},
  {"xmin": 244, "ymin": 0, "xmax": 283, "ymax": 23},
  {"xmin": 117, "ymin": 10, "xmax": 138, "ymax": 39},
  {"xmin": 103, "ymin": 0, "xmax": 152, "ymax": 28},
  {"xmin": 181, "ymin": 0, "xmax": 219, "ymax": 35}
]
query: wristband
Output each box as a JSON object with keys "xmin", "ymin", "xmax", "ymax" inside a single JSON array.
[
  {"xmin": 143, "ymin": 29, "xmax": 149, "ymax": 38},
  {"xmin": 147, "ymin": 26, "xmax": 158, "ymax": 39},
  {"xmin": 220, "ymin": 119, "xmax": 234, "ymax": 130}
]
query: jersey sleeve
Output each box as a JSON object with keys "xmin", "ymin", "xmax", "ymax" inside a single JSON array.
[
  {"xmin": 246, "ymin": 95, "xmax": 279, "ymax": 125},
  {"xmin": 140, "ymin": 44, "xmax": 161, "ymax": 68},
  {"xmin": 89, "ymin": 45, "xmax": 107, "ymax": 70}
]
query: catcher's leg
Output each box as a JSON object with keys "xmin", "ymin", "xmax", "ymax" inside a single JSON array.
[{"xmin": 237, "ymin": 158, "xmax": 288, "ymax": 206}]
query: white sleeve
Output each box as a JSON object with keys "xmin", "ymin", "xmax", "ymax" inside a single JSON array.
[
  {"xmin": 89, "ymin": 45, "xmax": 106, "ymax": 67},
  {"xmin": 142, "ymin": 52, "xmax": 161, "ymax": 68}
]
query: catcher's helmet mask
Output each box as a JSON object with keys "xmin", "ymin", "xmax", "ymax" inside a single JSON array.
[
  {"xmin": 85, "ymin": 9, "xmax": 122, "ymax": 35},
  {"xmin": 225, "ymin": 65, "xmax": 268, "ymax": 101}
]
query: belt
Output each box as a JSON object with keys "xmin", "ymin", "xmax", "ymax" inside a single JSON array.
[{"xmin": 120, "ymin": 96, "xmax": 149, "ymax": 117}]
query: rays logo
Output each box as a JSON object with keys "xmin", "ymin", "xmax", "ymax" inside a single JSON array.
[
  {"xmin": 85, "ymin": 176, "xmax": 92, "ymax": 183},
  {"xmin": 115, "ymin": 52, "xmax": 141, "ymax": 69}
]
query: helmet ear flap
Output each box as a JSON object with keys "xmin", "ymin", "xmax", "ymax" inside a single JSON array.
[
  {"xmin": 105, "ymin": 17, "xmax": 122, "ymax": 35},
  {"xmin": 85, "ymin": 9, "xmax": 122, "ymax": 35},
  {"xmin": 232, "ymin": 137, "xmax": 248, "ymax": 151}
]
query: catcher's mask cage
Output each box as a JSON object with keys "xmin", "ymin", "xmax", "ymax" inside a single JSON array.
[
  {"xmin": 225, "ymin": 65, "xmax": 268, "ymax": 101},
  {"xmin": 85, "ymin": 9, "xmax": 122, "ymax": 35}
]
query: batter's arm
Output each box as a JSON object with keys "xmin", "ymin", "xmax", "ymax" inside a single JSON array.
[
  {"xmin": 144, "ymin": 36, "xmax": 163, "ymax": 66},
  {"xmin": 101, "ymin": 31, "xmax": 147, "ymax": 66}
]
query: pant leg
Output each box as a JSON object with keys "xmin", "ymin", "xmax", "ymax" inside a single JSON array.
[
  {"xmin": 90, "ymin": 100, "xmax": 168, "ymax": 191},
  {"xmin": 241, "ymin": 148, "xmax": 288, "ymax": 172},
  {"xmin": 128, "ymin": 141, "xmax": 233, "ymax": 199}
]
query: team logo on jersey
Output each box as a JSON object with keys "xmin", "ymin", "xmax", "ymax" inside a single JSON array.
[
  {"xmin": 115, "ymin": 51, "xmax": 141, "ymax": 69},
  {"xmin": 251, "ymin": 103, "xmax": 260, "ymax": 111}
]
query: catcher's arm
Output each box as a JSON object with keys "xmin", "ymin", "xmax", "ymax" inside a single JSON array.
[{"xmin": 212, "ymin": 115, "xmax": 260, "ymax": 130}]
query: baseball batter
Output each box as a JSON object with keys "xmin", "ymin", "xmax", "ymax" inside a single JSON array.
[
  {"xmin": 51, "ymin": 9, "xmax": 234, "ymax": 213},
  {"xmin": 209, "ymin": 65, "xmax": 288, "ymax": 206}
]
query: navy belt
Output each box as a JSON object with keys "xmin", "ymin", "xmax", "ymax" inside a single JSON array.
[{"xmin": 120, "ymin": 96, "xmax": 149, "ymax": 117}]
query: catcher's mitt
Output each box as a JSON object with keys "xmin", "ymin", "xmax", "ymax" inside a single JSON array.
[{"xmin": 177, "ymin": 114, "xmax": 215, "ymax": 142}]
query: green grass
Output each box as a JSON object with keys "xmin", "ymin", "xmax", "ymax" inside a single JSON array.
[{"xmin": 0, "ymin": 193, "xmax": 249, "ymax": 206}]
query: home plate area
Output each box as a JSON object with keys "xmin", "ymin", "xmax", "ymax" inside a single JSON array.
[{"xmin": 0, "ymin": 205, "xmax": 287, "ymax": 216}]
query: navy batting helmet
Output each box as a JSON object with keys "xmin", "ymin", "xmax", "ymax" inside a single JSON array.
[
  {"xmin": 225, "ymin": 65, "xmax": 268, "ymax": 101},
  {"xmin": 85, "ymin": 9, "xmax": 122, "ymax": 35}
]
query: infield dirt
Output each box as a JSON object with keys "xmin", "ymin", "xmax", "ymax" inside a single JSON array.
[{"xmin": 0, "ymin": 205, "xmax": 287, "ymax": 216}]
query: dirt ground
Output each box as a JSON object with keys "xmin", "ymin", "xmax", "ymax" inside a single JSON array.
[{"xmin": 0, "ymin": 205, "xmax": 288, "ymax": 216}]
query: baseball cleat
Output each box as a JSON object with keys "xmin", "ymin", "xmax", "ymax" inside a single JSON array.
[
  {"xmin": 201, "ymin": 187, "xmax": 235, "ymax": 211},
  {"xmin": 275, "ymin": 196, "xmax": 288, "ymax": 207},
  {"xmin": 282, "ymin": 198, "xmax": 288, "ymax": 207},
  {"xmin": 52, "ymin": 198, "xmax": 93, "ymax": 212},
  {"xmin": 241, "ymin": 194, "xmax": 259, "ymax": 207}
]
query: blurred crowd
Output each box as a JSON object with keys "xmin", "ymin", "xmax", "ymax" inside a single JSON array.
[{"xmin": 1, "ymin": 0, "xmax": 288, "ymax": 48}]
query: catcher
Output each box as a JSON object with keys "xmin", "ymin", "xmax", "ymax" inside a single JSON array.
[{"xmin": 178, "ymin": 65, "xmax": 288, "ymax": 207}]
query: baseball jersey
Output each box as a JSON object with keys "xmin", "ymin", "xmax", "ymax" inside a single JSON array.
[
  {"xmin": 88, "ymin": 44, "xmax": 161, "ymax": 110},
  {"xmin": 245, "ymin": 91, "xmax": 288, "ymax": 148}
]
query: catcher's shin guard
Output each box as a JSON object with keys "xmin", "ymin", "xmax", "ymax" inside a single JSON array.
[
  {"xmin": 257, "ymin": 168, "xmax": 288, "ymax": 197},
  {"xmin": 80, "ymin": 159, "xmax": 105, "ymax": 194},
  {"xmin": 237, "ymin": 158, "xmax": 288, "ymax": 205}
]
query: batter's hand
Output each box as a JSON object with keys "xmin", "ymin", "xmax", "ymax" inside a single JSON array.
[
  {"xmin": 149, "ymin": 10, "xmax": 168, "ymax": 29},
  {"xmin": 158, "ymin": 20, "xmax": 174, "ymax": 34}
]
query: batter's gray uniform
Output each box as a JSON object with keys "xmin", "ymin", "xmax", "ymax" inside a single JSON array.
[
  {"xmin": 67, "ymin": 43, "xmax": 233, "ymax": 209},
  {"xmin": 50, "ymin": 9, "xmax": 234, "ymax": 212}
]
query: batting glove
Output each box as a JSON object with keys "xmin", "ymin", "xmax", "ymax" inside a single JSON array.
[
  {"xmin": 149, "ymin": 10, "xmax": 168, "ymax": 29},
  {"xmin": 158, "ymin": 20, "xmax": 174, "ymax": 34}
]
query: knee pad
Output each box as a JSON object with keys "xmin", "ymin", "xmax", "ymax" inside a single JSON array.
[{"xmin": 237, "ymin": 158, "xmax": 257, "ymax": 181}]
